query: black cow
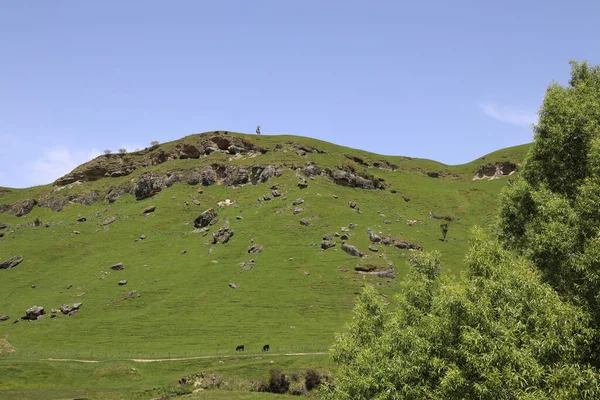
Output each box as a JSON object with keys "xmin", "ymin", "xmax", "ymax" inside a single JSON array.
[
  {"xmin": 262, "ymin": 344, "xmax": 270, "ymax": 352},
  {"xmin": 236, "ymin": 345, "xmax": 244, "ymax": 352}
]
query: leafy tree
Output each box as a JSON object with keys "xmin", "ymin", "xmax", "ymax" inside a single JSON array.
[
  {"xmin": 151, "ymin": 140, "xmax": 159, "ymax": 146},
  {"xmin": 322, "ymin": 237, "xmax": 598, "ymax": 399},
  {"xmin": 498, "ymin": 61, "xmax": 600, "ymax": 361},
  {"xmin": 324, "ymin": 61, "xmax": 600, "ymax": 399},
  {"xmin": 103, "ymin": 149, "xmax": 112, "ymax": 155},
  {"xmin": 118, "ymin": 148, "xmax": 127, "ymax": 154}
]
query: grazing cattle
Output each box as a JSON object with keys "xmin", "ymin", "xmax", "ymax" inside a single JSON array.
[
  {"xmin": 262, "ymin": 344, "xmax": 270, "ymax": 352},
  {"xmin": 236, "ymin": 345, "xmax": 244, "ymax": 352}
]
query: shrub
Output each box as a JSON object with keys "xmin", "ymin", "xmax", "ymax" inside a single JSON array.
[
  {"xmin": 118, "ymin": 148, "xmax": 127, "ymax": 154},
  {"xmin": 151, "ymin": 140, "xmax": 159, "ymax": 146},
  {"xmin": 104, "ymin": 149, "xmax": 112, "ymax": 155},
  {"xmin": 258, "ymin": 369, "xmax": 290, "ymax": 394},
  {"xmin": 305, "ymin": 368, "xmax": 323, "ymax": 391}
]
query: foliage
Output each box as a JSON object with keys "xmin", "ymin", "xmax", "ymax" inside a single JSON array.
[
  {"xmin": 498, "ymin": 61, "xmax": 600, "ymax": 360},
  {"xmin": 151, "ymin": 140, "xmax": 159, "ymax": 146},
  {"xmin": 323, "ymin": 233, "xmax": 599, "ymax": 399},
  {"xmin": 257, "ymin": 369, "xmax": 290, "ymax": 394},
  {"xmin": 104, "ymin": 149, "xmax": 112, "ymax": 155},
  {"xmin": 118, "ymin": 148, "xmax": 127, "ymax": 154}
]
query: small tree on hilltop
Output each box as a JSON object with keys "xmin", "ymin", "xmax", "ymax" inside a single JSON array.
[
  {"xmin": 104, "ymin": 149, "xmax": 112, "ymax": 155},
  {"xmin": 440, "ymin": 223, "xmax": 449, "ymax": 242},
  {"xmin": 150, "ymin": 140, "xmax": 159, "ymax": 146},
  {"xmin": 118, "ymin": 148, "xmax": 127, "ymax": 154}
]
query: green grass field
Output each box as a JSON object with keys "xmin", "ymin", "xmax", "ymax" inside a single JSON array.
[{"xmin": 0, "ymin": 132, "xmax": 529, "ymax": 398}]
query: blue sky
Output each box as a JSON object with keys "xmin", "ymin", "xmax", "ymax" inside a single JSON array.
[{"xmin": 1, "ymin": 1, "xmax": 599, "ymax": 188}]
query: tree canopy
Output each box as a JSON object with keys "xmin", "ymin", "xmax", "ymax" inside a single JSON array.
[{"xmin": 324, "ymin": 61, "xmax": 600, "ymax": 399}]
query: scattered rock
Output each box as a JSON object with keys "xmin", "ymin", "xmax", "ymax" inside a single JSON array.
[
  {"xmin": 298, "ymin": 181, "xmax": 308, "ymax": 189},
  {"xmin": 349, "ymin": 201, "xmax": 357, "ymax": 209},
  {"xmin": 100, "ymin": 216, "xmax": 116, "ymax": 226},
  {"xmin": 341, "ymin": 227, "xmax": 349, "ymax": 232},
  {"xmin": 23, "ymin": 306, "xmax": 45, "ymax": 320},
  {"xmin": 77, "ymin": 217, "xmax": 87, "ymax": 222},
  {"xmin": 128, "ymin": 290, "xmax": 137, "ymax": 296},
  {"xmin": 0, "ymin": 255, "xmax": 23, "ymax": 270},
  {"xmin": 300, "ymin": 218, "xmax": 310, "ymax": 226},
  {"xmin": 247, "ymin": 244, "xmax": 264, "ymax": 254},
  {"xmin": 236, "ymin": 216, "xmax": 243, "ymax": 220},
  {"xmin": 342, "ymin": 243, "xmax": 363, "ymax": 257},
  {"xmin": 118, "ymin": 280, "xmax": 128, "ymax": 286},
  {"xmin": 72, "ymin": 230, "xmax": 82, "ymax": 235},
  {"xmin": 368, "ymin": 246, "xmax": 379, "ymax": 252},
  {"xmin": 429, "ymin": 211, "xmax": 458, "ymax": 221},
  {"xmin": 194, "ymin": 208, "xmax": 218, "ymax": 228},
  {"xmin": 272, "ymin": 190, "xmax": 281, "ymax": 197},
  {"xmin": 139, "ymin": 235, "xmax": 146, "ymax": 240},
  {"xmin": 402, "ymin": 195, "xmax": 410, "ymax": 202},
  {"xmin": 111, "ymin": 262, "xmax": 125, "ymax": 271},
  {"xmin": 0, "ymin": 315, "xmax": 9, "ymax": 322},
  {"xmin": 67, "ymin": 284, "xmax": 72, "ymax": 289},
  {"xmin": 229, "ymin": 283, "xmax": 238, "ymax": 289},
  {"xmin": 262, "ymin": 195, "xmax": 272, "ymax": 201},
  {"xmin": 321, "ymin": 240, "xmax": 336, "ymax": 250},
  {"xmin": 142, "ymin": 205, "xmax": 156, "ymax": 214},
  {"xmin": 332, "ymin": 194, "xmax": 339, "ymax": 199},
  {"xmin": 7, "ymin": 199, "xmax": 37, "ymax": 217},
  {"xmin": 212, "ymin": 221, "xmax": 234, "ymax": 244},
  {"xmin": 193, "ymin": 199, "xmax": 201, "ymax": 206},
  {"xmin": 323, "ymin": 234, "xmax": 333, "ymax": 240},
  {"xmin": 180, "ymin": 250, "xmax": 187, "ymax": 255},
  {"xmin": 426, "ymin": 171, "xmax": 441, "ymax": 178},
  {"xmin": 340, "ymin": 234, "xmax": 349, "ymax": 240},
  {"xmin": 31, "ymin": 284, "xmax": 37, "ymax": 288},
  {"xmin": 293, "ymin": 198, "xmax": 305, "ymax": 206},
  {"xmin": 293, "ymin": 208, "xmax": 304, "ymax": 215},
  {"xmin": 0, "ymin": 223, "xmax": 8, "ymax": 229},
  {"xmin": 384, "ymin": 220, "xmax": 392, "ymax": 224}
]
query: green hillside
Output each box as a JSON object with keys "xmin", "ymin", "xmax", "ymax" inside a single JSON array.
[{"xmin": 0, "ymin": 131, "xmax": 529, "ymax": 398}]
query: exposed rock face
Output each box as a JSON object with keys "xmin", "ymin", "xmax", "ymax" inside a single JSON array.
[
  {"xmin": 106, "ymin": 187, "xmax": 125, "ymax": 203},
  {"xmin": 201, "ymin": 166, "xmax": 217, "ymax": 186},
  {"xmin": 473, "ymin": 161, "xmax": 518, "ymax": 180},
  {"xmin": 330, "ymin": 170, "xmax": 377, "ymax": 189},
  {"xmin": 54, "ymin": 132, "xmax": 267, "ymax": 186},
  {"xmin": 2, "ymin": 199, "xmax": 37, "ymax": 217},
  {"xmin": 187, "ymin": 169, "xmax": 201, "ymax": 185},
  {"xmin": 194, "ymin": 209, "xmax": 218, "ymax": 228},
  {"xmin": 0, "ymin": 255, "xmax": 23, "ymax": 269},
  {"xmin": 341, "ymin": 243, "xmax": 363, "ymax": 257}
]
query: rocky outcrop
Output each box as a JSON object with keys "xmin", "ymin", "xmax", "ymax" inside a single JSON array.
[
  {"xmin": 0, "ymin": 255, "xmax": 23, "ymax": 269},
  {"xmin": 54, "ymin": 132, "xmax": 267, "ymax": 186},
  {"xmin": 473, "ymin": 161, "xmax": 518, "ymax": 180},
  {"xmin": 0, "ymin": 199, "xmax": 37, "ymax": 217}
]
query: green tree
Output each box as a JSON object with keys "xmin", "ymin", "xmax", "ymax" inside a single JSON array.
[
  {"xmin": 323, "ymin": 61, "xmax": 600, "ymax": 399},
  {"xmin": 322, "ymin": 235, "xmax": 598, "ymax": 399},
  {"xmin": 498, "ymin": 61, "xmax": 600, "ymax": 360}
]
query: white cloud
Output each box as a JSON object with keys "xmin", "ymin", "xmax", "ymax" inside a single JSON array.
[
  {"xmin": 478, "ymin": 102, "xmax": 538, "ymax": 127},
  {"xmin": 26, "ymin": 147, "xmax": 102, "ymax": 186}
]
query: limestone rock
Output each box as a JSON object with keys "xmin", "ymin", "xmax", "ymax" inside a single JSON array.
[
  {"xmin": 341, "ymin": 243, "xmax": 363, "ymax": 257},
  {"xmin": 194, "ymin": 208, "xmax": 218, "ymax": 228},
  {"xmin": 0, "ymin": 255, "xmax": 23, "ymax": 269}
]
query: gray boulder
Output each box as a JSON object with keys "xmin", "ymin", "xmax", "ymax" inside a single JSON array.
[
  {"xmin": 118, "ymin": 280, "xmax": 128, "ymax": 286},
  {"xmin": 300, "ymin": 218, "xmax": 310, "ymax": 226},
  {"xmin": 321, "ymin": 240, "xmax": 336, "ymax": 250},
  {"xmin": 0, "ymin": 255, "xmax": 23, "ymax": 269},
  {"xmin": 194, "ymin": 208, "xmax": 218, "ymax": 228},
  {"xmin": 342, "ymin": 243, "xmax": 363, "ymax": 257},
  {"xmin": 111, "ymin": 262, "xmax": 125, "ymax": 271},
  {"xmin": 23, "ymin": 306, "xmax": 44, "ymax": 320}
]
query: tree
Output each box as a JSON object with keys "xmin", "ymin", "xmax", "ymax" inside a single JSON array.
[
  {"xmin": 150, "ymin": 140, "xmax": 159, "ymax": 146},
  {"xmin": 118, "ymin": 148, "xmax": 127, "ymax": 154},
  {"xmin": 324, "ymin": 61, "xmax": 600, "ymax": 399},
  {"xmin": 498, "ymin": 61, "xmax": 600, "ymax": 362},
  {"xmin": 322, "ymin": 237, "xmax": 599, "ymax": 399},
  {"xmin": 104, "ymin": 149, "xmax": 112, "ymax": 155},
  {"xmin": 440, "ymin": 223, "xmax": 448, "ymax": 241}
]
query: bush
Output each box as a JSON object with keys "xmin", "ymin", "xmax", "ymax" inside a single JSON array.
[
  {"xmin": 258, "ymin": 369, "xmax": 290, "ymax": 394},
  {"xmin": 104, "ymin": 149, "xmax": 112, "ymax": 155},
  {"xmin": 305, "ymin": 368, "xmax": 323, "ymax": 391},
  {"xmin": 151, "ymin": 140, "xmax": 159, "ymax": 146},
  {"xmin": 118, "ymin": 148, "xmax": 127, "ymax": 154}
]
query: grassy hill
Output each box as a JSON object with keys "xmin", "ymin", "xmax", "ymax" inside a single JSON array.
[{"xmin": 0, "ymin": 131, "xmax": 529, "ymax": 399}]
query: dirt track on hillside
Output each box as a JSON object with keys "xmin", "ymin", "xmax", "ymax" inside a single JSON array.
[{"xmin": 39, "ymin": 351, "xmax": 328, "ymax": 363}]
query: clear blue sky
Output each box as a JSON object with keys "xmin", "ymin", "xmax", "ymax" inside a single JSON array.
[{"xmin": 1, "ymin": 1, "xmax": 598, "ymax": 188}]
